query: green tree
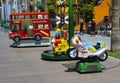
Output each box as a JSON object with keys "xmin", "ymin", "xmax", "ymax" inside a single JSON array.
[
  {"xmin": 28, "ymin": 0, "xmax": 36, "ymax": 12},
  {"xmin": 35, "ymin": 1, "xmax": 44, "ymax": 12},
  {"xmin": 47, "ymin": 0, "xmax": 56, "ymax": 18},
  {"xmin": 41, "ymin": 0, "xmax": 56, "ymax": 18},
  {"xmin": 79, "ymin": 0, "xmax": 94, "ymax": 23}
]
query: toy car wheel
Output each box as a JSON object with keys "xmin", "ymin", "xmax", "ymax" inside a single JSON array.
[
  {"xmin": 13, "ymin": 36, "xmax": 20, "ymax": 43},
  {"xmin": 98, "ymin": 51, "xmax": 108, "ymax": 61},
  {"xmin": 35, "ymin": 35, "xmax": 41, "ymax": 41},
  {"xmin": 67, "ymin": 48, "xmax": 78, "ymax": 59}
]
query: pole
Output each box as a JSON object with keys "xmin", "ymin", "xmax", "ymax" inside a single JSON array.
[
  {"xmin": 44, "ymin": 0, "xmax": 48, "ymax": 12},
  {"xmin": 68, "ymin": 0, "xmax": 74, "ymax": 45}
]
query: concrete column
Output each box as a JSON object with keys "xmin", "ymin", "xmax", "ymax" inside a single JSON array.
[{"xmin": 111, "ymin": 0, "xmax": 120, "ymax": 51}]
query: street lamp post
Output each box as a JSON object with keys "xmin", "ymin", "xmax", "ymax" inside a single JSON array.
[{"xmin": 68, "ymin": 0, "xmax": 74, "ymax": 45}]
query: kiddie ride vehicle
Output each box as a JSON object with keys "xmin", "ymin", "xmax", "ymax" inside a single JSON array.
[
  {"xmin": 41, "ymin": 29, "xmax": 108, "ymax": 62},
  {"xmin": 9, "ymin": 12, "xmax": 51, "ymax": 47},
  {"xmin": 9, "ymin": 25, "xmax": 51, "ymax": 47},
  {"xmin": 41, "ymin": 28, "xmax": 70, "ymax": 60},
  {"xmin": 41, "ymin": 28, "xmax": 108, "ymax": 73},
  {"xmin": 68, "ymin": 36, "xmax": 108, "ymax": 73},
  {"xmin": 67, "ymin": 36, "xmax": 108, "ymax": 61},
  {"xmin": 56, "ymin": 36, "xmax": 108, "ymax": 73},
  {"xmin": 52, "ymin": 29, "xmax": 69, "ymax": 56}
]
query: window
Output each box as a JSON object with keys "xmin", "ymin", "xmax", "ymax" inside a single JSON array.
[
  {"xmin": 44, "ymin": 15, "xmax": 48, "ymax": 19},
  {"xmin": 13, "ymin": 16, "xmax": 17, "ymax": 20},
  {"xmin": 44, "ymin": 24, "xmax": 49, "ymax": 29},
  {"xmin": 38, "ymin": 24, "xmax": 43, "ymax": 29},
  {"xmin": 11, "ymin": 25, "xmax": 20, "ymax": 32},
  {"xmin": 33, "ymin": 25, "xmax": 38, "ymax": 29},
  {"xmin": 25, "ymin": 15, "xmax": 30, "ymax": 19},
  {"xmin": 19, "ymin": 16, "xmax": 24, "ymax": 19},
  {"xmin": 32, "ymin": 15, "xmax": 36, "ymax": 19},
  {"xmin": 38, "ymin": 15, "xmax": 43, "ymax": 19}
]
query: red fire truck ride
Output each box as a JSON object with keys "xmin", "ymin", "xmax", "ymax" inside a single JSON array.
[{"xmin": 9, "ymin": 12, "xmax": 50, "ymax": 43}]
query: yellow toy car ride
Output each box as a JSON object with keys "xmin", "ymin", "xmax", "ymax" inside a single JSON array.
[{"xmin": 53, "ymin": 38, "xmax": 69, "ymax": 55}]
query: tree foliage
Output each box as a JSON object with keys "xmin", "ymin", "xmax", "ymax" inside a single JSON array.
[
  {"xmin": 79, "ymin": 0, "xmax": 94, "ymax": 23},
  {"xmin": 41, "ymin": 0, "xmax": 56, "ymax": 18},
  {"xmin": 35, "ymin": 1, "xmax": 44, "ymax": 12}
]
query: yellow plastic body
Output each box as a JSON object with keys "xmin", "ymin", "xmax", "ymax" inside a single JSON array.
[{"xmin": 54, "ymin": 38, "xmax": 69, "ymax": 54}]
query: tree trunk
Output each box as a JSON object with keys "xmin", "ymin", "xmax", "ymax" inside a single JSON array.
[
  {"xmin": 111, "ymin": 0, "xmax": 120, "ymax": 51},
  {"xmin": 5, "ymin": 1, "xmax": 8, "ymax": 20},
  {"xmin": 26, "ymin": 0, "xmax": 29, "ymax": 12},
  {"xmin": 3, "ymin": 3, "xmax": 6, "ymax": 20},
  {"xmin": 44, "ymin": 0, "xmax": 48, "ymax": 12},
  {"xmin": 17, "ymin": 0, "xmax": 21, "ymax": 12}
]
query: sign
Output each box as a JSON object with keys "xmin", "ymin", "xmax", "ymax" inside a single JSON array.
[
  {"xmin": 56, "ymin": 16, "xmax": 60, "ymax": 25},
  {"xmin": 65, "ymin": 16, "xmax": 68, "ymax": 24},
  {"xmin": 56, "ymin": 15, "xmax": 68, "ymax": 25}
]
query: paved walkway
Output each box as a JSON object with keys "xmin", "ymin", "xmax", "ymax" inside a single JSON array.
[{"xmin": 0, "ymin": 29, "xmax": 120, "ymax": 83}]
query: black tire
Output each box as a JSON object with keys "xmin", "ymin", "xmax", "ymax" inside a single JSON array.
[
  {"xmin": 13, "ymin": 36, "xmax": 20, "ymax": 43},
  {"xmin": 35, "ymin": 34, "xmax": 41, "ymax": 41},
  {"xmin": 67, "ymin": 48, "xmax": 78, "ymax": 59},
  {"xmin": 98, "ymin": 51, "xmax": 108, "ymax": 61}
]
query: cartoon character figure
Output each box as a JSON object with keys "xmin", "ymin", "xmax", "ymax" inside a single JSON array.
[
  {"xmin": 71, "ymin": 36, "xmax": 89, "ymax": 58},
  {"xmin": 51, "ymin": 28, "xmax": 69, "ymax": 55},
  {"xmin": 51, "ymin": 28, "xmax": 61, "ymax": 48}
]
